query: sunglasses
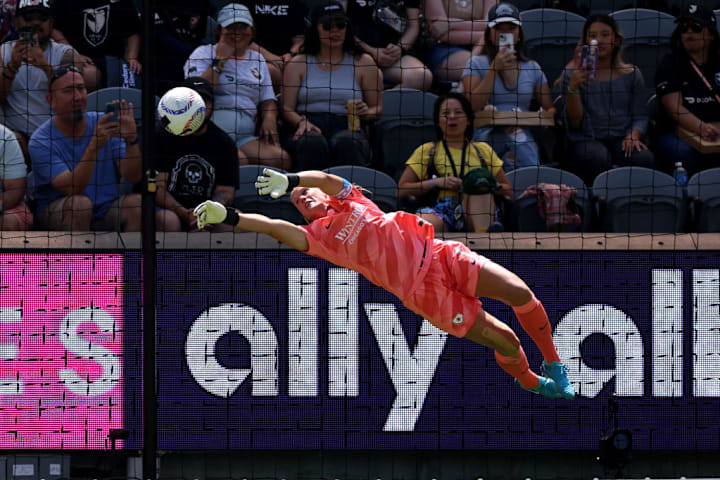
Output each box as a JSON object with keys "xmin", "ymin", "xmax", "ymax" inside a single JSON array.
[
  {"xmin": 49, "ymin": 65, "xmax": 82, "ymax": 87},
  {"xmin": 320, "ymin": 19, "xmax": 348, "ymax": 31},
  {"xmin": 678, "ymin": 20, "xmax": 705, "ymax": 33}
]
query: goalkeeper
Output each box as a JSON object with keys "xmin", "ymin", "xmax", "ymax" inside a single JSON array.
[{"xmin": 194, "ymin": 169, "xmax": 575, "ymax": 400}]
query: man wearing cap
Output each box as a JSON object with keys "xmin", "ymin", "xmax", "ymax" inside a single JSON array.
[
  {"xmin": 654, "ymin": 2, "xmax": 720, "ymax": 176},
  {"xmin": 184, "ymin": 3, "xmax": 291, "ymax": 171},
  {"xmin": 155, "ymin": 77, "xmax": 241, "ymax": 232},
  {"xmin": 0, "ymin": 0, "xmax": 99, "ymax": 157},
  {"xmin": 28, "ymin": 66, "xmax": 143, "ymax": 231}
]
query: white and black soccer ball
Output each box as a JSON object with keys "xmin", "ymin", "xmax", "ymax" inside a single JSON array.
[{"xmin": 157, "ymin": 87, "xmax": 206, "ymax": 136}]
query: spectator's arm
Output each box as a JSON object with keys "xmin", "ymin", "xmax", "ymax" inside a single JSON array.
[
  {"xmin": 424, "ymin": 0, "xmax": 486, "ymax": 45},
  {"xmin": 124, "ymin": 33, "xmax": 141, "ymax": 63},
  {"xmin": 399, "ymin": 8, "xmax": 421, "ymax": 51},
  {"xmin": 281, "ymin": 56, "xmax": 306, "ymax": 127},
  {"xmin": 1, "ymin": 177, "xmax": 26, "ymax": 211},
  {"xmin": 660, "ymin": 91, "xmax": 704, "ymax": 136},
  {"xmin": 463, "ymin": 69, "xmax": 496, "ymax": 112},
  {"xmin": 251, "ymin": 42, "xmax": 282, "ymax": 63},
  {"xmin": 357, "ymin": 54, "xmax": 383, "ymax": 120},
  {"xmin": 535, "ymin": 82, "xmax": 556, "ymax": 113},
  {"xmin": 211, "ymin": 185, "xmax": 235, "ymax": 206},
  {"xmin": 51, "ymin": 28, "xmax": 70, "ymax": 45},
  {"xmin": 289, "ymin": 35, "xmax": 304, "ymax": 55},
  {"xmin": 0, "ymin": 59, "xmax": 16, "ymax": 101},
  {"xmin": 118, "ymin": 142, "xmax": 142, "ymax": 183},
  {"xmin": 155, "ymin": 171, "xmax": 194, "ymax": 225}
]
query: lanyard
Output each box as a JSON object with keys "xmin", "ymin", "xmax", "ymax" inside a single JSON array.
[
  {"xmin": 689, "ymin": 59, "xmax": 720, "ymax": 105},
  {"xmin": 441, "ymin": 139, "xmax": 467, "ymax": 180}
]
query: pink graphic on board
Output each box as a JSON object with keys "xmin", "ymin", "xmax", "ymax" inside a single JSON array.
[{"xmin": 0, "ymin": 254, "xmax": 124, "ymax": 449}]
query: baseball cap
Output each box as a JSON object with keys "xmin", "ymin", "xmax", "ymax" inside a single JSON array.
[
  {"xmin": 216, "ymin": 3, "xmax": 253, "ymax": 28},
  {"xmin": 310, "ymin": 1, "xmax": 348, "ymax": 25},
  {"xmin": 487, "ymin": 3, "xmax": 522, "ymax": 28},
  {"xmin": 182, "ymin": 77, "xmax": 214, "ymax": 102},
  {"xmin": 16, "ymin": 0, "xmax": 51, "ymax": 18},
  {"xmin": 675, "ymin": 3, "xmax": 716, "ymax": 28}
]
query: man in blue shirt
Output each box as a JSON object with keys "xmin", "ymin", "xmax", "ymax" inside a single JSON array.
[{"xmin": 29, "ymin": 65, "xmax": 142, "ymax": 230}]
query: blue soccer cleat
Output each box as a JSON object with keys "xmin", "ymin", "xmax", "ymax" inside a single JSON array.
[
  {"xmin": 541, "ymin": 360, "xmax": 576, "ymax": 399},
  {"xmin": 515, "ymin": 376, "xmax": 562, "ymax": 399}
]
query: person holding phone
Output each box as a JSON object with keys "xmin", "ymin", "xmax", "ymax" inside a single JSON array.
[
  {"xmin": 559, "ymin": 14, "xmax": 655, "ymax": 185},
  {"xmin": 461, "ymin": 3, "xmax": 555, "ymax": 171}
]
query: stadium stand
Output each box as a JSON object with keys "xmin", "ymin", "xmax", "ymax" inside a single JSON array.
[
  {"xmin": 591, "ymin": 166, "xmax": 685, "ymax": 233},
  {"xmin": 687, "ymin": 168, "xmax": 720, "ymax": 233},
  {"xmin": 324, "ymin": 165, "xmax": 399, "ymax": 212}
]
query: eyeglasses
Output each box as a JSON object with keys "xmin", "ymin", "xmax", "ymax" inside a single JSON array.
[
  {"xmin": 320, "ymin": 19, "xmax": 348, "ymax": 31},
  {"xmin": 678, "ymin": 20, "xmax": 705, "ymax": 33},
  {"xmin": 49, "ymin": 65, "xmax": 82, "ymax": 87}
]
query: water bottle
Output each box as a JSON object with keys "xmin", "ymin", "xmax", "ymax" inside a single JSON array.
[{"xmin": 673, "ymin": 161, "xmax": 688, "ymax": 186}]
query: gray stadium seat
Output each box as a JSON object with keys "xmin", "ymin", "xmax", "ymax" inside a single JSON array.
[
  {"xmin": 687, "ymin": 168, "xmax": 720, "ymax": 232},
  {"xmin": 235, "ymin": 165, "xmax": 306, "ymax": 225},
  {"xmin": 716, "ymin": 10, "xmax": 720, "ymax": 32},
  {"xmin": 506, "ymin": 166, "xmax": 591, "ymax": 232},
  {"xmin": 591, "ymin": 167, "xmax": 684, "ymax": 233},
  {"xmin": 324, "ymin": 166, "xmax": 399, "ymax": 212},
  {"xmin": 609, "ymin": 8, "xmax": 675, "ymax": 89},
  {"xmin": 373, "ymin": 89, "xmax": 437, "ymax": 181},
  {"xmin": 519, "ymin": 9, "xmax": 586, "ymax": 87}
]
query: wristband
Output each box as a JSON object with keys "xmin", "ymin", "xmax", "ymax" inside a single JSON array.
[
  {"xmin": 127, "ymin": 137, "xmax": 139, "ymax": 146},
  {"xmin": 567, "ymin": 85, "xmax": 579, "ymax": 94},
  {"xmin": 286, "ymin": 173, "xmax": 300, "ymax": 190},
  {"xmin": 222, "ymin": 206, "xmax": 240, "ymax": 226}
]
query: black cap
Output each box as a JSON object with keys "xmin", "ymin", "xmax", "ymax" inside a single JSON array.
[
  {"xmin": 16, "ymin": 0, "xmax": 51, "ymax": 17},
  {"xmin": 310, "ymin": 1, "xmax": 347, "ymax": 25},
  {"xmin": 676, "ymin": 3, "xmax": 716, "ymax": 28},
  {"xmin": 182, "ymin": 77, "xmax": 214, "ymax": 102},
  {"xmin": 487, "ymin": 2, "xmax": 521, "ymax": 28}
]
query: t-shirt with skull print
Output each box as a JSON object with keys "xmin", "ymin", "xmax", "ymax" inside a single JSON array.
[{"xmin": 157, "ymin": 121, "xmax": 239, "ymax": 209}]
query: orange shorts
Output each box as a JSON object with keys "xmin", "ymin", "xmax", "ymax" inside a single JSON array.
[{"xmin": 403, "ymin": 240, "xmax": 490, "ymax": 338}]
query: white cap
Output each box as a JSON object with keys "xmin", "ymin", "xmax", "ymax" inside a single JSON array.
[{"xmin": 216, "ymin": 3, "xmax": 254, "ymax": 28}]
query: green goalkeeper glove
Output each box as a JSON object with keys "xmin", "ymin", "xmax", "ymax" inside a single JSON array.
[
  {"xmin": 193, "ymin": 201, "xmax": 239, "ymax": 229},
  {"xmin": 255, "ymin": 168, "xmax": 299, "ymax": 199}
]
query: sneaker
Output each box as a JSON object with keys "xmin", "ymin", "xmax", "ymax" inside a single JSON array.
[
  {"xmin": 541, "ymin": 361, "xmax": 576, "ymax": 399},
  {"xmin": 514, "ymin": 376, "xmax": 562, "ymax": 399}
]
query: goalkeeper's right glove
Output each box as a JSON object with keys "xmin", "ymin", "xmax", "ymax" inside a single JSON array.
[
  {"xmin": 255, "ymin": 168, "xmax": 300, "ymax": 198},
  {"xmin": 193, "ymin": 201, "xmax": 239, "ymax": 229}
]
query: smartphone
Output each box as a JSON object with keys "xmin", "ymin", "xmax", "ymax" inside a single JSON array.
[
  {"xmin": 105, "ymin": 102, "xmax": 120, "ymax": 119},
  {"xmin": 498, "ymin": 33, "xmax": 514, "ymax": 51},
  {"xmin": 18, "ymin": 26, "xmax": 36, "ymax": 47}
]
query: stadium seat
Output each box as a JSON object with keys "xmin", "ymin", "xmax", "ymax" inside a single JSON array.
[
  {"xmin": 687, "ymin": 168, "xmax": 720, "ymax": 233},
  {"xmin": 505, "ymin": 166, "xmax": 592, "ymax": 232},
  {"xmin": 591, "ymin": 167, "xmax": 684, "ymax": 233},
  {"xmin": 609, "ymin": 9, "xmax": 675, "ymax": 89},
  {"xmin": 519, "ymin": 9, "xmax": 586, "ymax": 87},
  {"xmin": 235, "ymin": 165, "xmax": 306, "ymax": 225},
  {"xmin": 716, "ymin": 10, "xmax": 720, "ymax": 32},
  {"xmin": 324, "ymin": 165, "xmax": 399, "ymax": 212},
  {"xmin": 373, "ymin": 89, "xmax": 437, "ymax": 181}
]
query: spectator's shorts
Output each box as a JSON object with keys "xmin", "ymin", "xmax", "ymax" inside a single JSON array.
[
  {"xmin": 426, "ymin": 43, "xmax": 471, "ymax": 71},
  {"xmin": 403, "ymin": 240, "xmax": 490, "ymax": 337},
  {"xmin": 212, "ymin": 109, "xmax": 257, "ymax": 147},
  {"xmin": 417, "ymin": 196, "xmax": 464, "ymax": 231}
]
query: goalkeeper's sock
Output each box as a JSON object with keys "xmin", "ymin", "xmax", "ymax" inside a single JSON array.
[
  {"xmin": 494, "ymin": 347, "xmax": 539, "ymax": 389},
  {"xmin": 222, "ymin": 207, "xmax": 240, "ymax": 226},
  {"xmin": 513, "ymin": 295, "xmax": 561, "ymax": 364}
]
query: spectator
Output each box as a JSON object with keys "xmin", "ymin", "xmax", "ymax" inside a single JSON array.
[
  {"xmin": 0, "ymin": 0, "xmax": 19, "ymax": 43},
  {"xmin": 281, "ymin": 1, "xmax": 382, "ymax": 171},
  {"xmin": 156, "ymin": 77, "xmax": 240, "ymax": 232},
  {"xmin": 28, "ymin": 66, "xmax": 157, "ymax": 231},
  {"xmin": 50, "ymin": 0, "xmax": 142, "ymax": 89},
  {"xmin": 654, "ymin": 3, "xmax": 720, "ymax": 177},
  {"xmin": 397, "ymin": 92, "xmax": 511, "ymax": 233},
  {"xmin": 184, "ymin": 3, "xmax": 291, "ymax": 170},
  {"xmin": 560, "ymin": 14, "xmax": 655, "ymax": 185},
  {"xmin": 424, "ymin": 0, "xmax": 494, "ymax": 83},
  {"xmin": 0, "ymin": 122, "xmax": 33, "ymax": 230},
  {"xmin": 0, "ymin": 0, "xmax": 99, "ymax": 156},
  {"xmin": 244, "ymin": 0, "xmax": 307, "ymax": 93},
  {"xmin": 462, "ymin": 3, "xmax": 556, "ymax": 171},
  {"xmin": 153, "ymin": 0, "xmax": 213, "ymax": 96},
  {"xmin": 340, "ymin": 0, "xmax": 432, "ymax": 90}
]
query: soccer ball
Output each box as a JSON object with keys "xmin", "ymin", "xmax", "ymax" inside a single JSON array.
[{"xmin": 157, "ymin": 87, "xmax": 206, "ymax": 136}]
